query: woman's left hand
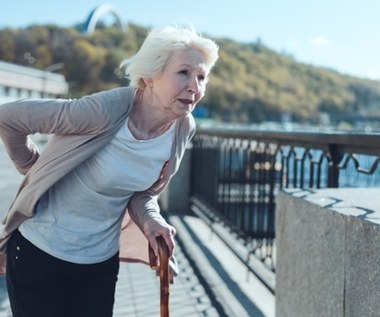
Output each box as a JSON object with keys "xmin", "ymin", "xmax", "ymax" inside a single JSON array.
[{"xmin": 143, "ymin": 217, "xmax": 177, "ymax": 257}]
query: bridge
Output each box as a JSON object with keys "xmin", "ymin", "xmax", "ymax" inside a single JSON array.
[{"xmin": 82, "ymin": 4, "xmax": 126, "ymax": 34}]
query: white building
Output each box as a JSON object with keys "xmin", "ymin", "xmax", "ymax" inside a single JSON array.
[{"xmin": 0, "ymin": 60, "xmax": 68, "ymax": 104}]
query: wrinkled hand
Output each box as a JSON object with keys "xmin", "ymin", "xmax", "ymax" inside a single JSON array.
[{"xmin": 143, "ymin": 217, "xmax": 177, "ymax": 257}]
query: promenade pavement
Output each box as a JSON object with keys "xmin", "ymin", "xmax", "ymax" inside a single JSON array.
[{"xmin": 0, "ymin": 139, "xmax": 275, "ymax": 316}]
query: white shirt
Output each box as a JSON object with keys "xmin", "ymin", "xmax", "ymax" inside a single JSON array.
[{"xmin": 20, "ymin": 119, "xmax": 176, "ymax": 264}]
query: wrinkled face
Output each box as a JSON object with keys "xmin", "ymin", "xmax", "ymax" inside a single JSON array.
[{"xmin": 147, "ymin": 48, "xmax": 209, "ymax": 119}]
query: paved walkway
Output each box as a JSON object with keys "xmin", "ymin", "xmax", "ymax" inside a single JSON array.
[
  {"xmin": 113, "ymin": 243, "xmax": 220, "ymax": 316},
  {"xmin": 169, "ymin": 215, "xmax": 275, "ymax": 317}
]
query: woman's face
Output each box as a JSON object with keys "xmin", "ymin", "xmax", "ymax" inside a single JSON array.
[{"xmin": 148, "ymin": 48, "xmax": 209, "ymax": 118}]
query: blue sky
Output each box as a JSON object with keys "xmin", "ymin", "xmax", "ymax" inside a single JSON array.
[{"xmin": 1, "ymin": 0, "xmax": 379, "ymax": 80}]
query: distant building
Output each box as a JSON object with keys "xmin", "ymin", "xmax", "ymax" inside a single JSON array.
[{"xmin": 0, "ymin": 61, "xmax": 68, "ymax": 104}]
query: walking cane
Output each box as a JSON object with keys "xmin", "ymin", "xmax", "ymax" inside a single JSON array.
[{"xmin": 149, "ymin": 236, "xmax": 170, "ymax": 317}]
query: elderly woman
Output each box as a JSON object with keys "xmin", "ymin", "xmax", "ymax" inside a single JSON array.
[{"xmin": 0, "ymin": 25, "xmax": 218, "ymax": 317}]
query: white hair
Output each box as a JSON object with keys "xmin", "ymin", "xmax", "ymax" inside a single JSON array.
[{"xmin": 120, "ymin": 25, "xmax": 219, "ymax": 89}]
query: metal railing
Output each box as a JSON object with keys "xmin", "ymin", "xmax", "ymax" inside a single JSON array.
[{"xmin": 190, "ymin": 127, "xmax": 380, "ymax": 292}]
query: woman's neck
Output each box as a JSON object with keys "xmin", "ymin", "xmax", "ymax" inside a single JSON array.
[{"xmin": 128, "ymin": 90, "xmax": 175, "ymax": 140}]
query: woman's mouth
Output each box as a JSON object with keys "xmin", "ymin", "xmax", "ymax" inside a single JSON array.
[{"xmin": 178, "ymin": 98, "xmax": 193, "ymax": 105}]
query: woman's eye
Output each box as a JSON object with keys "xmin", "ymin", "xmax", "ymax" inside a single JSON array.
[
  {"xmin": 198, "ymin": 75, "xmax": 206, "ymax": 82},
  {"xmin": 179, "ymin": 70, "xmax": 188, "ymax": 76}
]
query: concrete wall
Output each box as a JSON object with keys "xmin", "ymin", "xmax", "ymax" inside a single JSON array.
[
  {"xmin": 275, "ymin": 188, "xmax": 380, "ymax": 317},
  {"xmin": 159, "ymin": 147, "xmax": 192, "ymax": 213}
]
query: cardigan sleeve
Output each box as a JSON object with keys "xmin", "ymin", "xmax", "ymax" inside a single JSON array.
[
  {"xmin": 0, "ymin": 89, "xmax": 130, "ymax": 174},
  {"xmin": 127, "ymin": 161, "xmax": 170, "ymax": 230},
  {"xmin": 127, "ymin": 191, "xmax": 164, "ymax": 230}
]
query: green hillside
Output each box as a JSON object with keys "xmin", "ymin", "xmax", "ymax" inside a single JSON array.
[{"xmin": 1, "ymin": 23, "xmax": 379, "ymax": 126}]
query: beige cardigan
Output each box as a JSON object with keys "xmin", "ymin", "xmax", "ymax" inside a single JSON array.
[{"xmin": 0, "ymin": 86, "xmax": 195, "ymax": 273}]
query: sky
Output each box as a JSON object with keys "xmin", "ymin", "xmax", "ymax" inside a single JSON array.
[{"xmin": 1, "ymin": 0, "xmax": 380, "ymax": 80}]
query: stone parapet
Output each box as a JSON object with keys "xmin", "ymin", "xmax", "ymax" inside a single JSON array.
[{"xmin": 276, "ymin": 188, "xmax": 380, "ymax": 317}]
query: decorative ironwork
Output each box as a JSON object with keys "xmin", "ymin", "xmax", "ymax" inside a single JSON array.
[{"xmin": 190, "ymin": 127, "xmax": 380, "ymax": 291}]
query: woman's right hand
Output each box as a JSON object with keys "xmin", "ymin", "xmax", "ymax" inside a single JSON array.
[{"xmin": 143, "ymin": 217, "xmax": 177, "ymax": 257}]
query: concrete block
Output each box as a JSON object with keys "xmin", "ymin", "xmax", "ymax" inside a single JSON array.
[
  {"xmin": 275, "ymin": 188, "xmax": 380, "ymax": 317},
  {"xmin": 276, "ymin": 190, "xmax": 345, "ymax": 317},
  {"xmin": 159, "ymin": 148, "xmax": 191, "ymax": 213},
  {"xmin": 345, "ymin": 217, "xmax": 380, "ymax": 317}
]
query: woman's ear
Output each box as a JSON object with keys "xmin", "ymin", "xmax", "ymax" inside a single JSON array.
[{"xmin": 143, "ymin": 78, "xmax": 154, "ymax": 88}]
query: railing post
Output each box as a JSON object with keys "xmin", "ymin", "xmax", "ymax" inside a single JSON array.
[{"xmin": 328, "ymin": 144, "xmax": 343, "ymax": 188}]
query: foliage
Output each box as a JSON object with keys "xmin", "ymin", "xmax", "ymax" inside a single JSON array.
[{"xmin": 1, "ymin": 24, "xmax": 380, "ymax": 124}]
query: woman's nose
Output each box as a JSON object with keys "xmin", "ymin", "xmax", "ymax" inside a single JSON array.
[{"xmin": 187, "ymin": 78, "xmax": 201, "ymax": 93}]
